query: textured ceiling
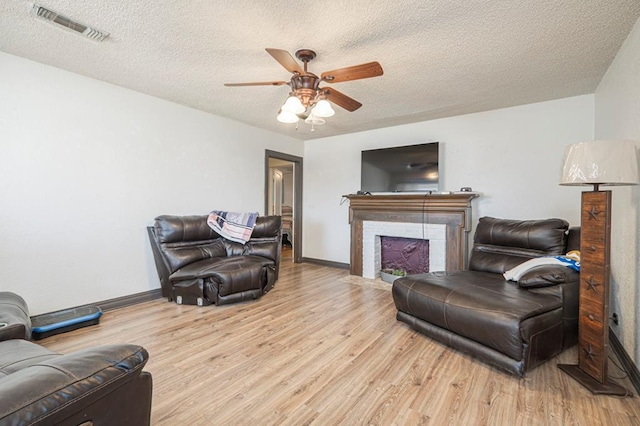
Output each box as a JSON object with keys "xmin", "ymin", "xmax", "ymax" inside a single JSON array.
[{"xmin": 1, "ymin": 1, "xmax": 639, "ymax": 140}]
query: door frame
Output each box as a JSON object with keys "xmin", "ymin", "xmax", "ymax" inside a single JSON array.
[{"xmin": 265, "ymin": 150, "xmax": 303, "ymax": 263}]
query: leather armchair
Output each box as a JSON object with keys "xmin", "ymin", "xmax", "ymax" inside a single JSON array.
[
  {"xmin": 148, "ymin": 215, "xmax": 282, "ymax": 306},
  {"xmin": 0, "ymin": 292, "xmax": 152, "ymax": 426},
  {"xmin": 393, "ymin": 217, "xmax": 580, "ymax": 376}
]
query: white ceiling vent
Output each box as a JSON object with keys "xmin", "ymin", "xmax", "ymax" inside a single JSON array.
[{"xmin": 32, "ymin": 4, "xmax": 109, "ymax": 42}]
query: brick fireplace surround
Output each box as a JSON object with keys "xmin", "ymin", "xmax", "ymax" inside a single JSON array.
[{"xmin": 345, "ymin": 193, "xmax": 478, "ymax": 277}]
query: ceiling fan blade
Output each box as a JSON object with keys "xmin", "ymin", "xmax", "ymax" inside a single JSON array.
[
  {"xmin": 321, "ymin": 62, "xmax": 383, "ymax": 83},
  {"xmin": 265, "ymin": 48, "xmax": 304, "ymax": 74},
  {"xmin": 224, "ymin": 81, "xmax": 288, "ymax": 87},
  {"xmin": 323, "ymin": 87, "xmax": 362, "ymax": 112}
]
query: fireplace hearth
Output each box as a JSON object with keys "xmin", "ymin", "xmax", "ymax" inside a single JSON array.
[{"xmin": 362, "ymin": 221, "xmax": 445, "ymax": 279}]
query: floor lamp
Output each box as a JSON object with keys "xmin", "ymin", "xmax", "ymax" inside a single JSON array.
[{"xmin": 558, "ymin": 139, "xmax": 639, "ymax": 395}]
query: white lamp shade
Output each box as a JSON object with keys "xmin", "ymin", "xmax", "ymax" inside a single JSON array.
[
  {"xmin": 304, "ymin": 114, "xmax": 326, "ymax": 125},
  {"xmin": 311, "ymin": 99, "xmax": 335, "ymax": 118},
  {"xmin": 560, "ymin": 140, "xmax": 639, "ymax": 186},
  {"xmin": 277, "ymin": 110, "xmax": 299, "ymax": 124},
  {"xmin": 281, "ymin": 96, "xmax": 305, "ymax": 114}
]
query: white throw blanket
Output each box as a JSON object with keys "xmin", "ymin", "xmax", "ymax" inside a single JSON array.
[
  {"xmin": 503, "ymin": 255, "xmax": 581, "ymax": 281},
  {"xmin": 207, "ymin": 210, "xmax": 258, "ymax": 244}
]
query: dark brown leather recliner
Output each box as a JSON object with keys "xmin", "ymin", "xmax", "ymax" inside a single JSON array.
[
  {"xmin": 0, "ymin": 292, "xmax": 152, "ymax": 426},
  {"xmin": 148, "ymin": 215, "xmax": 282, "ymax": 306},
  {"xmin": 393, "ymin": 217, "xmax": 580, "ymax": 377}
]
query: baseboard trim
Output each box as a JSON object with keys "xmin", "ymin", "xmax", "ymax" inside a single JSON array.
[
  {"xmin": 609, "ymin": 326, "xmax": 640, "ymax": 395},
  {"xmin": 300, "ymin": 257, "xmax": 350, "ymax": 270},
  {"xmin": 96, "ymin": 289, "xmax": 164, "ymax": 312},
  {"xmin": 32, "ymin": 289, "xmax": 164, "ymax": 320}
]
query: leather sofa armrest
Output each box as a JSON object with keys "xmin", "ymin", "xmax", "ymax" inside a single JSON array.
[
  {"xmin": 0, "ymin": 341, "xmax": 151, "ymax": 425},
  {"xmin": 528, "ymin": 271, "xmax": 580, "ymax": 350},
  {"xmin": 518, "ymin": 265, "xmax": 579, "ymax": 288},
  {"xmin": 0, "ymin": 323, "xmax": 29, "ymax": 342},
  {"xmin": 148, "ymin": 225, "xmax": 173, "ymax": 299},
  {"xmin": 0, "ymin": 292, "xmax": 31, "ymax": 341}
]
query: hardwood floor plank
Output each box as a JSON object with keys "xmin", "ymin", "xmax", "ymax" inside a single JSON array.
[{"xmin": 39, "ymin": 259, "xmax": 640, "ymax": 425}]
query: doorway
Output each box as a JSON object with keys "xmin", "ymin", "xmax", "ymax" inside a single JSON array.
[{"xmin": 265, "ymin": 150, "xmax": 303, "ymax": 263}]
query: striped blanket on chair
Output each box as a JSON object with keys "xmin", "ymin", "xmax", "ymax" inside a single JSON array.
[{"xmin": 207, "ymin": 210, "xmax": 258, "ymax": 244}]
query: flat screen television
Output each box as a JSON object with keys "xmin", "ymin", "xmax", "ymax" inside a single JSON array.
[{"xmin": 360, "ymin": 142, "xmax": 440, "ymax": 193}]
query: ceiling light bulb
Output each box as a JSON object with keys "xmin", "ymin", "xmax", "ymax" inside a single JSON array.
[
  {"xmin": 304, "ymin": 114, "xmax": 326, "ymax": 126},
  {"xmin": 282, "ymin": 96, "xmax": 305, "ymax": 114},
  {"xmin": 277, "ymin": 110, "xmax": 299, "ymax": 124},
  {"xmin": 311, "ymin": 99, "xmax": 335, "ymax": 118}
]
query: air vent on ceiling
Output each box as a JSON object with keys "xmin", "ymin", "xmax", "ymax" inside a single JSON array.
[{"xmin": 32, "ymin": 4, "xmax": 109, "ymax": 42}]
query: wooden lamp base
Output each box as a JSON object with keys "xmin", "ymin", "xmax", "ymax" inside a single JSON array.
[
  {"xmin": 557, "ymin": 189, "xmax": 631, "ymax": 397},
  {"xmin": 558, "ymin": 364, "xmax": 630, "ymax": 396}
]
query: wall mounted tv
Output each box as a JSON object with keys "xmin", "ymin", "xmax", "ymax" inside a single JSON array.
[{"xmin": 360, "ymin": 142, "xmax": 440, "ymax": 193}]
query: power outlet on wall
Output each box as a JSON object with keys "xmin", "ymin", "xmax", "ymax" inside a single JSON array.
[{"xmin": 612, "ymin": 312, "xmax": 619, "ymax": 326}]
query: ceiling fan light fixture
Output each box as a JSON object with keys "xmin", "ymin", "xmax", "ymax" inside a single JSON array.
[
  {"xmin": 226, "ymin": 48, "xmax": 383, "ymax": 129},
  {"xmin": 311, "ymin": 99, "xmax": 335, "ymax": 118},
  {"xmin": 281, "ymin": 96, "xmax": 305, "ymax": 114},
  {"xmin": 277, "ymin": 110, "xmax": 299, "ymax": 124}
]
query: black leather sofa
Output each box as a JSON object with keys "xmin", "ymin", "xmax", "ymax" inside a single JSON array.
[
  {"xmin": 0, "ymin": 292, "xmax": 152, "ymax": 425},
  {"xmin": 392, "ymin": 217, "xmax": 580, "ymax": 377},
  {"xmin": 148, "ymin": 215, "xmax": 282, "ymax": 306}
]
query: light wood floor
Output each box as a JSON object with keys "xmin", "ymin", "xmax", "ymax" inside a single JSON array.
[{"xmin": 40, "ymin": 255, "xmax": 639, "ymax": 425}]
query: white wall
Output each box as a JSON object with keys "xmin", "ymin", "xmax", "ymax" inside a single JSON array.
[
  {"xmin": 0, "ymin": 52, "xmax": 302, "ymax": 315},
  {"xmin": 595, "ymin": 16, "xmax": 640, "ymax": 364},
  {"xmin": 303, "ymin": 95, "xmax": 594, "ymax": 263}
]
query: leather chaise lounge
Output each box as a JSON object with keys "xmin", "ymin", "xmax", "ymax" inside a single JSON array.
[
  {"xmin": 392, "ymin": 217, "xmax": 580, "ymax": 377},
  {"xmin": 0, "ymin": 292, "xmax": 152, "ymax": 425},
  {"xmin": 148, "ymin": 214, "xmax": 282, "ymax": 306}
]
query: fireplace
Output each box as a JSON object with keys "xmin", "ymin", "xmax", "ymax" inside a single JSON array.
[
  {"xmin": 345, "ymin": 193, "xmax": 477, "ymax": 277},
  {"xmin": 362, "ymin": 221, "xmax": 446, "ymax": 279},
  {"xmin": 380, "ymin": 236, "xmax": 430, "ymax": 274}
]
